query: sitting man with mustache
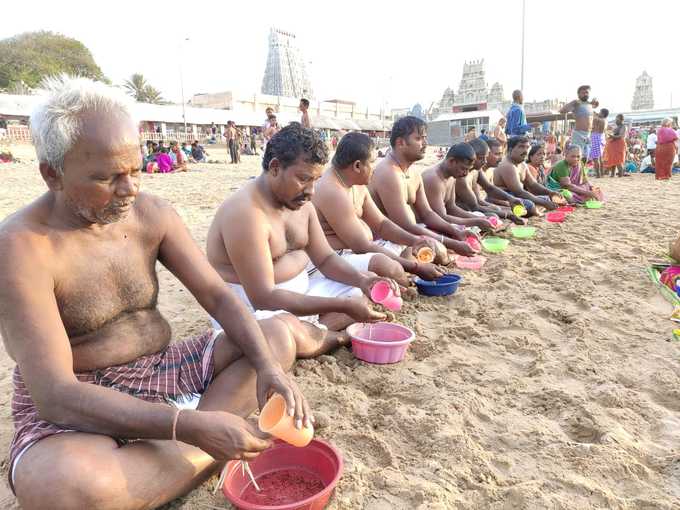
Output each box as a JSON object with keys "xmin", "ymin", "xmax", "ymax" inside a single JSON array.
[{"xmin": 207, "ymin": 123, "xmax": 398, "ymax": 354}]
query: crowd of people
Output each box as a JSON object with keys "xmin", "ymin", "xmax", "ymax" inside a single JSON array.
[{"xmin": 0, "ymin": 74, "xmax": 673, "ymax": 509}]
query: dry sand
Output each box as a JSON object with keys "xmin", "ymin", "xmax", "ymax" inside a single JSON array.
[{"xmin": 1, "ymin": 144, "xmax": 680, "ymax": 509}]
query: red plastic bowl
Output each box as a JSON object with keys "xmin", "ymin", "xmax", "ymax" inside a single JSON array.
[
  {"xmin": 546, "ymin": 211, "xmax": 566, "ymax": 223},
  {"xmin": 346, "ymin": 322, "xmax": 415, "ymax": 364},
  {"xmin": 222, "ymin": 439, "xmax": 343, "ymax": 510},
  {"xmin": 556, "ymin": 206, "xmax": 575, "ymax": 214}
]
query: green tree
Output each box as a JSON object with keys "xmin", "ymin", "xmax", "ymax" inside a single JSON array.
[
  {"xmin": 0, "ymin": 31, "xmax": 106, "ymax": 91},
  {"xmin": 123, "ymin": 73, "xmax": 166, "ymax": 104}
]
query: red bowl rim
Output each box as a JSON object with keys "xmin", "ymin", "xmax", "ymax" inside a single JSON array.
[
  {"xmin": 347, "ymin": 322, "xmax": 415, "ymax": 347},
  {"xmin": 222, "ymin": 438, "xmax": 344, "ymax": 510}
]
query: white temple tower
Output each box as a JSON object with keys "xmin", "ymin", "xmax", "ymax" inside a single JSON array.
[
  {"xmin": 261, "ymin": 28, "xmax": 314, "ymax": 99},
  {"xmin": 631, "ymin": 71, "xmax": 654, "ymax": 110}
]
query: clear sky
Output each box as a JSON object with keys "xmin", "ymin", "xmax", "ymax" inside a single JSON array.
[{"xmin": 4, "ymin": 0, "xmax": 680, "ymax": 113}]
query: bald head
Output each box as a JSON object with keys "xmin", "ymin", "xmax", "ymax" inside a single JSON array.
[{"xmin": 512, "ymin": 89, "xmax": 523, "ymax": 104}]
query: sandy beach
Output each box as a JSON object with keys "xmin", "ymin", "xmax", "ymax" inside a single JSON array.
[{"xmin": 1, "ymin": 144, "xmax": 680, "ymax": 509}]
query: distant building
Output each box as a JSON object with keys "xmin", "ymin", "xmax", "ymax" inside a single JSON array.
[
  {"xmin": 631, "ymin": 71, "xmax": 654, "ymax": 111},
  {"xmin": 260, "ymin": 28, "xmax": 313, "ymax": 99}
]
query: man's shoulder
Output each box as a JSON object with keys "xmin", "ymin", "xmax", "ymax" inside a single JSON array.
[{"xmin": 218, "ymin": 182, "xmax": 269, "ymax": 223}]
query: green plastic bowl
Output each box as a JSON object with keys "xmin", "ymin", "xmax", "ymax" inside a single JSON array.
[
  {"xmin": 481, "ymin": 237, "xmax": 510, "ymax": 253},
  {"xmin": 561, "ymin": 189, "xmax": 573, "ymax": 200},
  {"xmin": 510, "ymin": 226, "xmax": 536, "ymax": 239},
  {"xmin": 584, "ymin": 200, "xmax": 603, "ymax": 209}
]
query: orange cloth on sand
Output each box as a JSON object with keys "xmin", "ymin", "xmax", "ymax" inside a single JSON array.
[
  {"xmin": 604, "ymin": 138, "xmax": 626, "ymax": 167},
  {"xmin": 655, "ymin": 142, "xmax": 676, "ymax": 180}
]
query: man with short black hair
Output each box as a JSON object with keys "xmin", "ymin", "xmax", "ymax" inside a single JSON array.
[
  {"xmin": 368, "ymin": 116, "xmax": 476, "ymax": 257},
  {"xmin": 560, "ymin": 85, "xmax": 599, "ymax": 161},
  {"xmin": 492, "ymin": 136, "xmax": 562, "ymax": 216},
  {"xmin": 207, "ymin": 124, "xmax": 398, "ymax": 351},
  {"xmin": 313, "ymin": 132, "xmax": 443, "ymax": 287}
]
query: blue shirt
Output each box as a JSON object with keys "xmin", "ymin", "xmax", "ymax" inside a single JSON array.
[{"xmin": 505, "ymin": 103, "xmax": 532, "ymax": 136}]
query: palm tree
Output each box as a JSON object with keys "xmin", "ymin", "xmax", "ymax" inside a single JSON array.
[
  {"xmin": 123, "ymin": 73, "xmax": 148, "ymax": 101},
  {"xmin": 123, "ymin": 73, "xmax": 166, "ymax": 104}
]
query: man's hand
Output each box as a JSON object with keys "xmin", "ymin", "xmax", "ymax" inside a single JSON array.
[
  {"xmin": 470, "ymin": 217, "xmax": 495, "ymax": 231},
  {"xmin": 549, "ymin": 193, "xmax": 566, "ymax": 205},
  {"xmin": 256, "ymin": 365, "xmax": 313, "ymax": 429},
  {"xmin": 414, "ymin": 262, "xmax": 444, "ymax": 280},
  {"xmin": 177, "ymin": 410, "xmax": 272, "ymax": 461},
  {"xmin": 344, "ymin": 296, "xmax": 388, "ymax": 322},
  {"xmin": 508, "ymin": 196, "xmax": 524, "ymax": 208},
  {"xmin": 411, "ymin": 236, "xmax": 437, "ymax": 255},
  {"xmin": 449, "ymin": 240, "xmax": 476, "ymax": 256},
  {"xmin": 591, "ymin": 98, "xmax": 599, "ymax": 108},
  {"xmin": 359, "ymin": 275, "xmax": 400, "ymax": 301},
  {"xmin": 540, "ymin": 198, "xmax": 558, "ymax": 210},
  {"xmin": 508, "ymin": 214, "xmax": 528, "ymax": 225},
  {"xmin": 448, "ymin": 227, "xmax": 466, "ymax": 241}
]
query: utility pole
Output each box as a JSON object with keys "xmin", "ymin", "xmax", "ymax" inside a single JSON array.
[
  {"xmin": 521, "ymin": 0, "xmax": 526, "ymax": 91},
  {"xmin": 179, "ymin": 38, "xmax": 189, "ymax": 136}
]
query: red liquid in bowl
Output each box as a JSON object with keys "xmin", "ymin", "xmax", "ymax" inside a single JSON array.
[{"xmin": 241, "ymin": 468, "xmax": 326, "ymax": 505}]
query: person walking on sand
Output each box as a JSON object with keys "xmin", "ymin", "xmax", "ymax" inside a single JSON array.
[{"xmin": 299, "ymin": 98, "xmax": 311, "ymax": 129}]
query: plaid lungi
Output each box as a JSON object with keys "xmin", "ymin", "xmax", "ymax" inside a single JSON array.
[
  {"xmin": 590, "ymin": 132, "xmax": 604, "ymax": 160},
  {"xmin": 8, "ymin": 330, "xmax": 217, "ymax": 493}
]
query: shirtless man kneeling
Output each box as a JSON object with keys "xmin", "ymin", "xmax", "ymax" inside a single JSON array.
[
  {"xmin": 207, "ymin": 123, "xmax": 396, "ymax": 350},
  {"xmin": 313, "ymin": 132, "xmax": 443, "ymax": 287},
  {"xmin": 493, "ymin": 136, "xmax": 562, "ymax": 216},
  {"xmin": 368, "ymin": 116, "xmax": 477, "ymax": 258},
  {"xmin": 0, "ymin": 77, "xmax": 311, "ymax": 510}
]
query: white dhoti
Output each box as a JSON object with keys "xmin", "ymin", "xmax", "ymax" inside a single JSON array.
[
  {"xmin": 213, "ymin": 268, "xmax": 362, "ymax": 330},
  {"xmin": 373, "ymin": 239, "xmax": 406, "ymax": 257}
]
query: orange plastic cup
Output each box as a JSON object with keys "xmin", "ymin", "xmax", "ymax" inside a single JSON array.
[
  {"xmin": 416, "ymin": 246, "xmax": 434, "ymax": 263},
  {"xmin": 258, "ymin": 393, "xmax": 314, "ymax": 447}
]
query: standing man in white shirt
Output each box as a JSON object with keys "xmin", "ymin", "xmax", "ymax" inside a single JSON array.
[{"xmin": 647, "ymin": 127, "xmax": 657, "ymax": 168}]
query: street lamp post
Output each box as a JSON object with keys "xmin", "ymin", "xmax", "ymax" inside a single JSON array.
[
  {"xmin": 520, "ymin": 0, "xmax": 526, "ymax": 91},
  {"xmin": 179, "ymin": 38, "xmax": 189, "ymax": 137}
]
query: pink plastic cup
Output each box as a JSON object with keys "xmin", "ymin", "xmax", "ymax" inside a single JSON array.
[
  {"xmin": 488, "ymin": 216, "xmax": 501, "ymax": 228},
  {"xmin": 346, "ymin": 322, "xmax": 415, "ymax": 364},
  {"xmin": 546, "ymin": 211, "xmax": 566, "ymax": 223},
  {"xmin": 222, "ymin": 439, "xmax": 343, "ymax": 510},
  {"xmin": 370, "ymin": 281, "xmax": 402, "ymax": 311},
  {"xmin": 454, "ymin": 255, "xmax": 487, "ymax": 270},
  {"xmin": 466, "ymin": 235, "xmax": 482, "ymax": 252}
]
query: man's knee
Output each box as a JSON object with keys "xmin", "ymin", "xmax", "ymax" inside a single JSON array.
[
  {"xmin": 261, "ymin": 316, "xmax": 297, "ymax": 369},
  {"xmin": 369, "ymin": 254, "xmax": 405, "ymax": 280},
  {"xmin": 16, "ymin": 445, "xmax": 125, "ymax": 510}
]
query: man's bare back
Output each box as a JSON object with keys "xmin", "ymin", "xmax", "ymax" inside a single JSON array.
[
  {"xmin": 315, "ymin": 181, "xmax": 373, "ymax": 250},
  {"xmin": 207, "ymin": 180, "xmax": 313, "ymax": 285},
  {"xmin": 592, "ymin": 116, "xmax": 606, "ymax": 134}
]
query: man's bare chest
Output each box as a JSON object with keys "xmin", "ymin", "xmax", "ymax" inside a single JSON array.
[
  {"xmin": 54, "ymin": 240, "xmax": 158, "ymax": 337},
  {"xmin": 269, "ymin": 214, "xmax": 309, "ymax": 258}
]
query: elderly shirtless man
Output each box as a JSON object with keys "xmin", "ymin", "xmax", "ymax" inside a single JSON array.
[
  {"xmin": 560, "ymin": 85, "xmax": 599, "ymax": 162},
  {"xmin": 368, "ymin": 116, "xmax": 476, "ymax": 257},
  {"xmin": 207, "ymin": 123, "xmax": 395, "ymax": 348},
  {"xmin": 493, "ymin": 136, "xmax": 562, "ymax": 216},
  {"xmin": 312, "ymin": 132, "xmax": 443, "ymax": 287},
  {"xmin": 0, "ymin": 78, "xmax": 312, "ymax": 510}
]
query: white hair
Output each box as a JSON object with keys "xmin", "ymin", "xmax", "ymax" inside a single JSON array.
[
  {"xmin": 30, "ymin": 75, "xmax": 137, "ymax": 175},
  {"xmin": 662, "ymin": 117, "xmax": 673, "ymax": 127}
]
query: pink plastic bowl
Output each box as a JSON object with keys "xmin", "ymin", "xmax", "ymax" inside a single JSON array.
[
  {"xmin": 455, "ymin": 255, "xmax": 487, "ymax": 270},
  {"xmin": 222, "ymin": 439, "xmax": 343, "ymax": 510},
  {"xmin": 546, "ymin": 211, "xmax": 566, "ymax": 223},
  {"xmin": 346, "ymin": 322, "xmax": 415, "ymax": 364},
  {"xmin": 556, "ymin": 206, "xmax": 575, "ymax": 214}
]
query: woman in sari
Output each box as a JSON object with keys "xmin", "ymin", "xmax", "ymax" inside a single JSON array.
[
  {"xmin": 527, "ymin": 144, "xmax": 548, "ymax": 185},
  {"xmin": 547, "ymin": 145, "xmax": 601, "ymax": 203},
  {"xmin": 605, "ymin": 114, "xmax": 627, "ymax": 177},
  {"xmin": 655, "ymin": 118, "xmax": 677, "ymax": 180}
]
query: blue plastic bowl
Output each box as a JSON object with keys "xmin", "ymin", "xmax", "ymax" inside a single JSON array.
[{"xmin": 414, "ymin": 274, "xmax": 462, "ymax": 296}]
